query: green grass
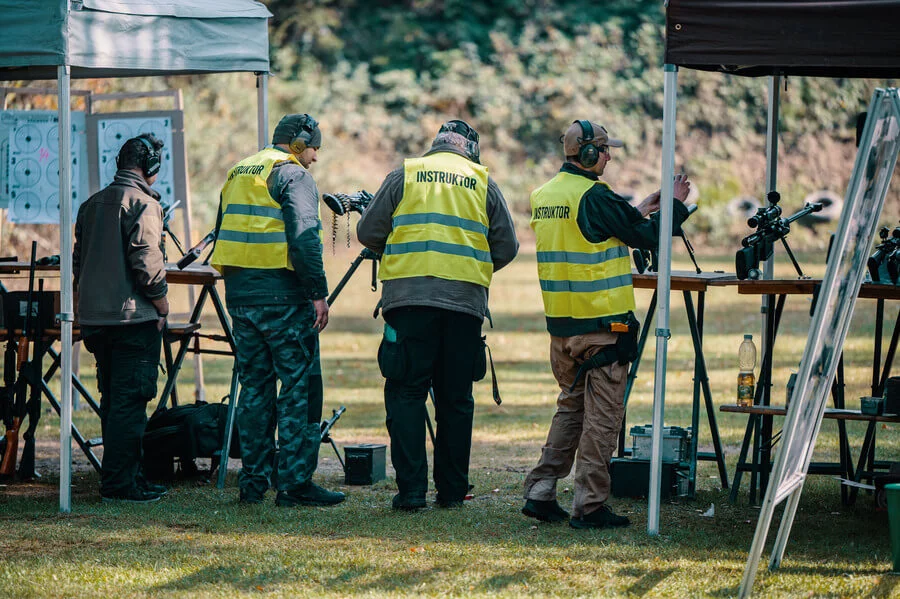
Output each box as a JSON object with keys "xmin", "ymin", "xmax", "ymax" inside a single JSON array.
[{"xmin": 2, "ymin": 248, "xmax": 900, "ymax": 598}]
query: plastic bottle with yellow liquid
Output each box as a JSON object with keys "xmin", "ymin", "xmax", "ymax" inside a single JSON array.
[{"xmin": 737, "ymin": 334, "xmax": 757, "ymax": 407}]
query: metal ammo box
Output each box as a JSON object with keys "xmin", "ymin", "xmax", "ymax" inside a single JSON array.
[
  {"xmin": 343, "ymin": 443, "xmax": 386, "ymax": 485},
  {"xmin": 629, "ymin": 424, "xmax": 690, "ymax": 462}
]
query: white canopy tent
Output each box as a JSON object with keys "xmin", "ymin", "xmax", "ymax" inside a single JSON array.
[{"xmin": 0, "ymin": 0, "xmax": 272, "ymax": 512}]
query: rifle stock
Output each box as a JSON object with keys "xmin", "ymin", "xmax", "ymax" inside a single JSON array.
[
  {"xmin": 0, "ymin": 416, "xmax": 19, "ymax": 477},
  {"xmin": 0, "ymin": 242, "xmax": 38, "ymax": 478}
]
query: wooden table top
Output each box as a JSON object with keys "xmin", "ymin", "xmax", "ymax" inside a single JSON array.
[
  {"xmin": 164, "ymin": 264, "xmax": 222, "ymax": 285},
  {"xmin": 632, "ymin": 270, "xmax": 737, "ymax": 292},
  {"xmin": 0, "ymin": 261, "xmax": 221, "ymax": 286},
  {"xmin": 721, "ymin": 403, "xmax": 900, "ymax": 422}
]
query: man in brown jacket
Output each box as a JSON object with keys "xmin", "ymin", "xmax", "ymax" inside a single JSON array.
[{"xmin": 74, "ymin": 133, "xmax": 169, "ymax": 503}]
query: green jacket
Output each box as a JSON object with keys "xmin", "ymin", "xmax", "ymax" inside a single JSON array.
[{"xmin": 74, "ymin": 169, "xmax": 168, "ymax": 326}]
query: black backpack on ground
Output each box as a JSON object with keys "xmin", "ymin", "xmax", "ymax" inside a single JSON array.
[{"xmin": 142, "ymin": 401, "xmax": 240, "ymax": 480}]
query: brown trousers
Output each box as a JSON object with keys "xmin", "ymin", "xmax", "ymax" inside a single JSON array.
[{"xmin": 523, "ymin": 331, "xmax": 627, "ymax": 518}]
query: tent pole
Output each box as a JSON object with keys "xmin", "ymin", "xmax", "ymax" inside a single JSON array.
[
  {"xmin": 58, "ymin": 64, "xmax": 74, "ymax": 513},
  {"xmin": 649, "ymin": 64, "xmax": 678, "ymax": 535},
  {"xmin": 257, "ymin": 73, "xmax": 269, "ymax": 150},
  {"xmin": 761, "ymin": 77, "xmax": 780, "ymax": 331},
  {"xmin": 175, "ymin": 90, "xmax": 205, "ymax": 403}
]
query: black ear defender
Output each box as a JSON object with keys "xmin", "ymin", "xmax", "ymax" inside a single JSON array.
[
  {"xmin": 137, "ymin": 135, "xmax": 161, "ymax": 178},
  {"xmin": 289, "ymin": 114, "xmax": 319, "ymax": 154},
  {"xmin": 116, "ymin": 134, "xmax": 162, "ymax": 178},
  {"xmin": 440, "ymin": 119, "xmax": 481, "ymax": 163},
  {"xmin": 577, "ymin": 119, "xmax": 599, "ymax": 168}
]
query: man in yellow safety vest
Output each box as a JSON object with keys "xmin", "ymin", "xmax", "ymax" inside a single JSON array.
[
  {"xmin": 210, "ymin": 113, "xmax": 344, "ymax": 508},
  {"xmin": 523, "ymin": 120, "xmax": 693, "ymax": 529},
  {"xmin": 357, "ymin": 120, "xmax": 519, "ymax": 511}
]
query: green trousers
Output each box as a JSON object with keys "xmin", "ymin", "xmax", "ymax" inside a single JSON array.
[
  {"xmin": 83, "ymin": 321, "xmax": 162, "ymax": 496},
  {"xmin": 229, "ymin": 303, "xmax": 323, "ymax": 498}
]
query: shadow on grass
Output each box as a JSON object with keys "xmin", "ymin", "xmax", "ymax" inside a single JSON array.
[
  {"xmin": 477, "ymin": 569, "xmax": 534, "ymax": 591},
  {"xmin": 867, "ymin": 573, "xmax": 900, "ymax": 596},
  {"xmin": 617, "ymin": 565, "xmax": 676, "ymax": 597}
]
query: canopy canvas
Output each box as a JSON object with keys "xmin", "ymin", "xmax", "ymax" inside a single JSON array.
[
  {"xmin": 0, "ymin": 0, "xmax": 271, "ymax": 79},
  {"xmin": 0, "ymin": 0, "xmax": 271, "ymax": 513},
  {"xmin": 665, "ymin": 0, "xmax": 900, "ymax": 79},
  {"xmin": 654, "ymin": 1, "xmax": 900, "ymax": 596}
]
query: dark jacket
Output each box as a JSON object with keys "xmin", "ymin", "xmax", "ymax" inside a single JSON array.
[
  {"xmin": 74, "ymin": 169, "xmax": 168, "ymax": 326},
  {"xmin": 356, "ymin": 144, "xmax": 519, "ymax": 320}
]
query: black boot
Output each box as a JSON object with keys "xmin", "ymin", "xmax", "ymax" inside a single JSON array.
[
  {"xmin": 522, "ymin": 498, "xmax": 570, "ymax": 523},
  {"xmin": 276, "ymin": 482, "xmax": 345, "ymax": 507}
]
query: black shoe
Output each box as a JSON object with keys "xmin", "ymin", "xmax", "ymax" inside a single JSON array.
[
  {"xmin": 435, "ymin": 495, "xmax": 464, "ymax": 509},
  {"xmin": 101, "ymin": 488, "xmax": 162, "ymax": 504},
  {"xmin": 569, "ymin": 505, "xmax": 631, "ymax": 529},
  {"xmin": 239, "ymin": 490, "xmax": 264, "ymax": 505},
  {"xmin": 276, "ymin": 483, "xmax": 345, "ymax": 507},
  {"xmin": 140, "ymin": 481, "xmax": 169, "ymax": 496},
  {"xmin": 522, "ymin": 499, "xmax": 570, "ymax": 523},
  {"xmin": 392, "ymin": 493, "xmax": 427, "ymax": 511}
]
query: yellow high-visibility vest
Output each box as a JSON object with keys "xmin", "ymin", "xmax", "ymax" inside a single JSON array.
[
  {"xmin": 530, "ymin": 171, "xmax": 635, "ymax": 319},
  {"xmin": 379, "ymin": 152, "xmax": 492, "ymax": 287},
  {"xmin": 210, "ymin": 148, "xmax": 320, "ymax": 271}
]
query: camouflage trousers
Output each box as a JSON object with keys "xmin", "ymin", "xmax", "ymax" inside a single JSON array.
[{"xmin": 228, "ymin": 302, "xmax": 323, "ymax": 497}]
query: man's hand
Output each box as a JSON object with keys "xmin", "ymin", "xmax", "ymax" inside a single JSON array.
[
  {"xmin": 312, "ymin": 298, "xmax": 329, "ymax": 332},
  {"xmin": 637, "ymin": 191, "xmax": 661, "ymax": 217},
  {"xmin": 673, "ymin": 173, "xmax": 692, "ymax": 203},
  {"xmin": 151, "ymin": 296, "xmax": 169, "ymax": 332}
]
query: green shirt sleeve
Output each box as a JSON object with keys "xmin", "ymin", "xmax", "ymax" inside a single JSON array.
[{"xmin": 577, "ymin": 185, "xmax": 690, "ymax": 250}]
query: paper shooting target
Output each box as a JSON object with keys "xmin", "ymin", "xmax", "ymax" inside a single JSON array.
[
  {"xmin": 4, "ymin": 113, "xmax": 87, "ymax": 223},
  {"xmin": 96, "ymin": 116, "xmax": 175, "ymax": 208}
]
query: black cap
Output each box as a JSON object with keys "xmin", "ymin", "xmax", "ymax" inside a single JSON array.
[{"xmin": 272, "ymin": 114, "xmax": 321, "ymax": 148}]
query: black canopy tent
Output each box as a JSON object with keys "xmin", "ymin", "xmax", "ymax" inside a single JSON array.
[
  {"xmin": 665, "ymin": 0, "xmax": 900, "ymax": 79},
  {"xmin": 649, "ymin": 1, "xmax": 900, "ymax": 596}
]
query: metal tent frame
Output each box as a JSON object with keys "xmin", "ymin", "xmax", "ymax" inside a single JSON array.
[{"xmin": 0, "ymin": 0, "xmax": 272, "ymax": 512}]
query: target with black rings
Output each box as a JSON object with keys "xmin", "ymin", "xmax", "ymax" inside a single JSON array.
[
  {"xmin": 12, "ymin": 192, "xmax": 41, "ymax": 221},
  {"xmin": 44, "ymin": 192, "xmax": 60, "ymax": 220},
  {"xmin": 103, "ymin": 122, "xmax": 133, "ymax": 148},
  {"xmin": 14, "ymin": 125, "xmax": 42, "ymax": 153},
  {"xmin": 13, "ymin": 158, "xmax": 41, "ymax": 187}
]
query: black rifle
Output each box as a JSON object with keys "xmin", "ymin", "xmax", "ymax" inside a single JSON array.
[
  {"xmin": 177, "ymin": 230, "xmax": 217, "ymax": 270},
  {"xmin": 322, "ymin": 191, "xmax": 373, "ymax": 216},
  {"xmin": 0, "ymin": 288, "xmax": 16, "ymax": 470},
  {"xmin": 17, "ymin": 277, "xmax": 45, "ymax": 480},
  {"xmin": 320, "ymin": 406, "xmax": 346, "ymax": 470},
  {"xmin": 867, "ymin": 224, "xmax": 900, "ymax": 283},
  {"xmin": 0, "ymin": 242, "xmax": 37, "ymax": 479},
  {"xmin": 735, "ymin": 191, "xmax": 823, "ymax": 280},
  {"xmin": 161, "ymin": 200, "xmax": 186, "ymax": 259}
]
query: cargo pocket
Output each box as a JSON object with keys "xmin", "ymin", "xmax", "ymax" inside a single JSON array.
[
  {"xmin": 377, "ymin": 324, "xmax": 408, "ymax": 380},
  {"xmin": 472, "ymin": 335, "xmax": 487, "ymax": 382},
  {"xmin": 136, "ymin": 359, "xmax": 159, "ymax": 402}
]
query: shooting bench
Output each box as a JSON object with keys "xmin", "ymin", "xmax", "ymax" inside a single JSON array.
[
  {"xmin": 721, "ymin": 404, "xmax": 900, "ymax": 505},
  {"xmin": 723, "ymin": 277, "xmax": 900, "ymax": 505},
  {"xmin": 625, "ymin": 270, "xmax": 737, "ymax": 497}
]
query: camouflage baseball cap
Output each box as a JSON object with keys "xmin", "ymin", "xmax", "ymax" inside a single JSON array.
[{"xmin": 562, "ymin": 120, "xmax": 624, "ymax": 157}]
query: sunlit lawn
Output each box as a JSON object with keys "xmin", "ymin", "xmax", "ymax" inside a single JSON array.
[{"xmin": 1, "ymin": 247, "xmax": 899, "ymax": 598}]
